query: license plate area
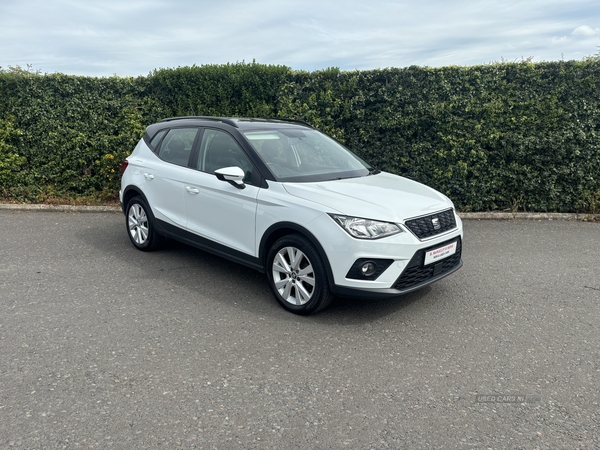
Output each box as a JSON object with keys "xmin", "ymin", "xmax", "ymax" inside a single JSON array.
[{"xmin": 424, "ymin": 241, "xmax": 457, "ymax": 266}]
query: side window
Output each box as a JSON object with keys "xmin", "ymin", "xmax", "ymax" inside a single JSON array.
[
  {"xmin": 149, "ymin": 129, "xmax": 168, "ymax": 153},
  {"xmin": 198, "ymin": 129, "xmax": 253, "ymax": 181},
  {"xmin": 158, "ymin": 128, "xmax": 198, "ymax": 166}
]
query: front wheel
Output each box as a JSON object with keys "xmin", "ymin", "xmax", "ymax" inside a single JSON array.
[
  {"xmin": 125, "ymin": 196, "xmax": 162, "ymax": 251},
  {"xmin": 266, "ymin": 234, "xmax": 333, "ymax": 315}
]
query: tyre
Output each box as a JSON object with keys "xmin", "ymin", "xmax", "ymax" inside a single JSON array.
[
  {"xmin": 266, "ymin": 234, "xmax": 333, "ymax": 315},
  {"xmin": 125, "ymin": 196, "xmax": 162, "ymax": 251}
]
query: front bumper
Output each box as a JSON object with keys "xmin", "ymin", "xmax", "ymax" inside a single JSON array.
[
  {"xmin": 307, "ymin": 211, "xmax": 463, "ymax": 291},
  {"xmin": 331, "ymin": 236, "xmax": 463, "ymax": 299}
]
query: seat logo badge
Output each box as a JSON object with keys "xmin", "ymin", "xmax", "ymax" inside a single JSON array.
[{"xmin": 432, "ymin": 218, "xmax": 441, "ymax": 230}]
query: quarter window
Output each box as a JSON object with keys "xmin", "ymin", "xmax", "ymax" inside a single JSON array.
[{"xmin": 149, "ymin": 129, "xmax": 168, "ymax": 153}]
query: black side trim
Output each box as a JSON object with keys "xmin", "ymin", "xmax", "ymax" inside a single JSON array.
[{"xmin": 155, "ymin": 219, "xmax": 263, "ymax": 272}]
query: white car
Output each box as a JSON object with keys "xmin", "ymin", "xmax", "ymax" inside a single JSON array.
[{"xmin": 120, "ymin": 117, "xmax": 463, "ymax": 314}]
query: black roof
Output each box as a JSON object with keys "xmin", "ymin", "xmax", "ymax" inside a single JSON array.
[{"xmin": 145, "ymin": 116, "xmax": 314, "ymax": 142}]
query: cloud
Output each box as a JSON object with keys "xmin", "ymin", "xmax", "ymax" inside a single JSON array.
[
  {"xmin": 1, "ymin": 0, "xmax": 600, "ymax": 76},
  {"xmin": 572, "ymin": 25, "xmax": 600, "ymax": 37}
]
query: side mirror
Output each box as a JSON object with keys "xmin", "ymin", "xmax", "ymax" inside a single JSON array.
[{"xmin": 214, "ymin": 166, "xmax": 246, "ymax": 189}]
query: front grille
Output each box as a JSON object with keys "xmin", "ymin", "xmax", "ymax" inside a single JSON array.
[
  {"xmin": 393, "ymin": 237, "xmax": 462, "ymax": 290},
  {"xmin": 404, "ymin": 208, "xmax": 457, "ymax": 240}
]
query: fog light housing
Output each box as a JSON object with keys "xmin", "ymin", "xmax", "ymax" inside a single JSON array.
[{"xmin": 346, "ymin": 258, "xmax": 394, "ymax": 281}]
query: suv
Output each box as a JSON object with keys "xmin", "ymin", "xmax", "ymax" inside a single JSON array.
[{"xmin": 120, "ymin": 117, "xmax": 463, "ymax": 314}]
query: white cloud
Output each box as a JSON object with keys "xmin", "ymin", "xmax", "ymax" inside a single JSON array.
[{"xmin": 572, "ymin": 25, "xmax": 600, "ymax": 36}]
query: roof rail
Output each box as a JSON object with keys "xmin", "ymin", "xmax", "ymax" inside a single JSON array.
[
  {"xmin": 265, "ymin": 117, "xmax": 314, "ymax": 128},
  {"xmin": 159, "ymin": 116, "xmax": 239, "ymax": 128}
]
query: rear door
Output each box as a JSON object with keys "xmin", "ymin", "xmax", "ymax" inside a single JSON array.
[{"xmin": 140, "ymin": 127, "xmax": 199, "ymax": 228}]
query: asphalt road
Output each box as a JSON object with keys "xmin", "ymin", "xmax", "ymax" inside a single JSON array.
[{"xmin": 1, "ymin": 211, "xmax": 599, "ymax": 449}]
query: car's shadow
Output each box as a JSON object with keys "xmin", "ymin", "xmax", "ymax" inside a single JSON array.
[{"xmin": 78, "ymin": 215, "xmax": 441, "ymax": 324}]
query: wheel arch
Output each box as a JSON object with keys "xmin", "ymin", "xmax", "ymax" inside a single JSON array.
[
  {"xmin": 121, "ymin": 186, "xmax": 165, "ymax": 235},
  {"xmin": 122, "ymin": 186, "xmax": 150, "ymax": 215},
  {"xmin": 259, "ymin": 222, "xmax": 335, "ymax": 288}
]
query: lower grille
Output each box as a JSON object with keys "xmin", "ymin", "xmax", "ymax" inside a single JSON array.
[{"xmin": 393, "ymin": 237, "xmax": 462, "ymax": 290}]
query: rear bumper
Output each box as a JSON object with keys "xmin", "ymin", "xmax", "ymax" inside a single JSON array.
[{"xmin": 119, "ymin": 189, "xmax": 125, "ymax": 214}]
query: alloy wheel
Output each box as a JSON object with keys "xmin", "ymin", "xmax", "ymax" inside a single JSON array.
[
  {"xmin": 128, "ymin": 203, "xmax": 149, "ymax": 245},
  {"xmin": 272, "ymin": 246, "xmax": 316, "ymax": 305}
]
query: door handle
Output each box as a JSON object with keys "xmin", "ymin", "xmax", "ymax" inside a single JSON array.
[
  {"xmin": 186, "ymin": 186, "xmax": 200, "ymax": 194},
  {"xmin": 144, "ymin": 173, "xmax": 154, "ymax": 180}
]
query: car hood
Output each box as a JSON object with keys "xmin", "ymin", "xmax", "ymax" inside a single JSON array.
[{"xmin": 283, "ymin": 172, "xmax": 452, "ymax": 222}]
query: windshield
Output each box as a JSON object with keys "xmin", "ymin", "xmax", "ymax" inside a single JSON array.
[{"xmin": 243, "ymin": 128, "xmax": 372, "ymax": 182}]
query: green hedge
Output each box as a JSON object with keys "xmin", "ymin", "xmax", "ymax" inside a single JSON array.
[
  {"xmin": 0, "ymin": 71, "xmax": 146, "ymax": 200},
  {"xmin": 1, "ymin": 61, "xmax": 599, "ymax": 212}
]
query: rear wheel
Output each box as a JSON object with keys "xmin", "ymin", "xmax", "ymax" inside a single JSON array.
[
  {"xmin": 266, "ymin": 234, "xmax": 333, "ymax": 315},
  {"xmin": 125, "ymin": 196, "xmax": 162, "ymax": 251}
]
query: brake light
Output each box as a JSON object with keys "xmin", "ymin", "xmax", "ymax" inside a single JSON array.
[{"xmin": 121, "ymin": 160, "xmax": 129, "ymax": 174}]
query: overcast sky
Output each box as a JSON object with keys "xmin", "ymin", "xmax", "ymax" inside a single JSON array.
[{"xmin": 1, "ymin": 0, "xmax": 599, "ymax": 77}]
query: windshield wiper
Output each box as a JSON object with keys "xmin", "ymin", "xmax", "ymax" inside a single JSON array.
[
  {"xmin": 337, "ymin": 168, "xmax": 379, "ymax": 180},
  {"xmin": 334, "ymin": 175, "xmax": 360, "ymax": 180}
]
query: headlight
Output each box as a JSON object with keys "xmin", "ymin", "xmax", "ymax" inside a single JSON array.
[{"xmin": 329, "ymin": 214, "xmax": 403, "ymax": 239}]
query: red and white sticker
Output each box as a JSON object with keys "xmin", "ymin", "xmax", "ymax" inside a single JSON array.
[{"xmin": 424, "ymin": 242, "xmax": 457, "ymax": 266}]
